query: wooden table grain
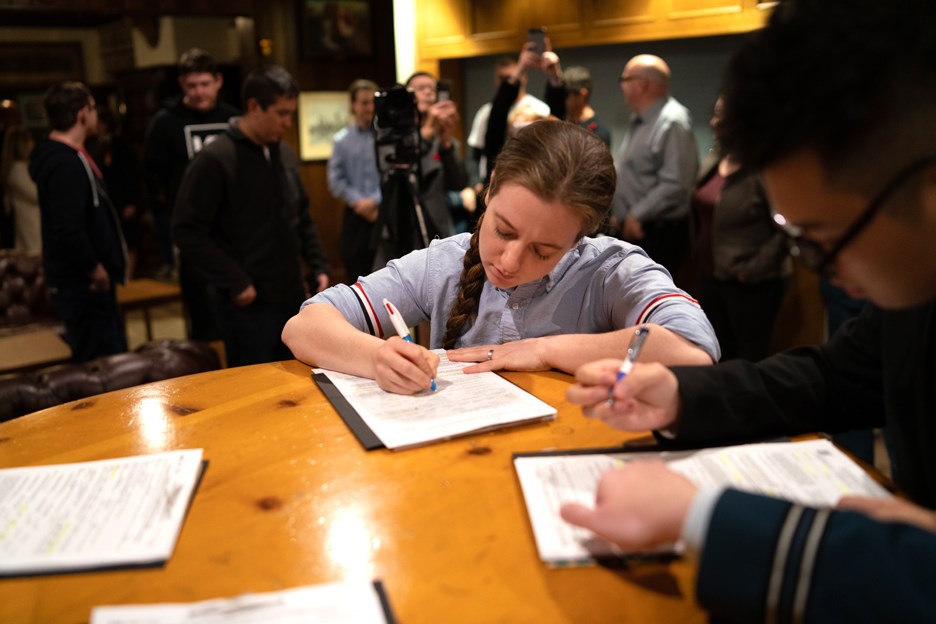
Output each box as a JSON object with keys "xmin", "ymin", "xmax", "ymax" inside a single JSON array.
[{"xmin": 0, "ymin": 360, "xmax": 705, "ymax": 624}]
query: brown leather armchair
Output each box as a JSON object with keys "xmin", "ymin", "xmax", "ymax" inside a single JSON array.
[{"xmin": 0, "ymin": 339, "xmax": 221, "ymax": 422}]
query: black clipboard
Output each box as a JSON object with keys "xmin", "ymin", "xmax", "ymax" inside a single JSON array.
[{"xmin": 313, "ymin": 372, "xmax": 385, "ymax": 450}]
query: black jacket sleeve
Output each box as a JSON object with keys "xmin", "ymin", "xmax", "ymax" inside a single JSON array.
[
  {"xmin": 483, "ymin": 79, "xmax": 522, "ymax": 174},
  {"xmin": 670, "ymin": 304, "xmax": 885, "ymax": 445},
  {"xmin": 172, "ymin": 150, "xmax": 252, "ymax": 295},
  {"xmin": 544, "ymin": 81, "xmax": 566, "ymax": 119}
]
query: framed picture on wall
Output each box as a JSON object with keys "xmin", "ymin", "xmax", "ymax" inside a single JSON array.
[
  {"xmin": 297, "ymin": 0, "xmax": 374, "ymax": 60},
  {"xmin": 298, "ymin": 91, "xmax": 350, "ymax": 161},
  {"xmin": 17, "ymin": 93, "xmax": 48, "ymax": 128}
]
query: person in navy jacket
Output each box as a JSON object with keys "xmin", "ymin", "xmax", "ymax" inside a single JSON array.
[{"xmin": 563, "ymin": 0, "xmax": 936, "ymax": 621}]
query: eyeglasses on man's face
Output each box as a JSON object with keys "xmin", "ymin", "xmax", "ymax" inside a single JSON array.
[{"xmin": 771, "ymin": 152, "xmax": 936, "ymax": 275}]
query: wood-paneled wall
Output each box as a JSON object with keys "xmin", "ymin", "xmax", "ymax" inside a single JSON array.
[{"xmin": 416, "ymin": 0, "xmax": 773, "ymax": 76}]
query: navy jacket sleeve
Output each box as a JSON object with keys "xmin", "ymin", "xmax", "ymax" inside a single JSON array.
[{"xmin": 698, "ymin": 489, "xmax": 936, "ymax": 622}]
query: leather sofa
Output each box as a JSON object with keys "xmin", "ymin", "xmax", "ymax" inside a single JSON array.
[
  {"xmin": 0, "ymin": 251, "xmax": 57, "ymax": 333},
  {"xmin": 0, "ymin": 339, "xmax": 221, "ymax": 422}
]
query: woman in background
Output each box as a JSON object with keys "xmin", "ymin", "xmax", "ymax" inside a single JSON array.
[
  {"xmin": 690, "ymin": 98, "xmax": 790, "ymax": 361},
  {"xmin": 1, "ymin": 126, "xmax": 41, "ymax": 254}
]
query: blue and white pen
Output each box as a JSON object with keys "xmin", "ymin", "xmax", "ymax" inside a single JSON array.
[
  {"xmin": 608, "ymin": 327, "xmax": 649, "ymax": 404},
  {"xmin": 383, "ymin": 298, "xmax": 436, "ymax": 392}
]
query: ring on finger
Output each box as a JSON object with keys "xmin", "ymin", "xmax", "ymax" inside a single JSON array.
[{"xmin": 487, "ymin": 349, "xmax": 494, "ymax": 361}]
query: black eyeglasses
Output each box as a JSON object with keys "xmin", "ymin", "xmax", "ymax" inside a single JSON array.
[{"xmin": 772, "ymin": 152, "xmax": 936, "ymax": 275}]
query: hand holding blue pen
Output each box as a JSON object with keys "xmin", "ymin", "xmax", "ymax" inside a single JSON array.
[
  {"xmin": 608, "ymin": 327, "xmax": 649, "ymax": 404},
  {"xmin": 383, "ymin": 298, "xmax": 437, "ymax": 392}
]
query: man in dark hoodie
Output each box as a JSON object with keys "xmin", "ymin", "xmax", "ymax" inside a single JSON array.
[
  {"xmin": 173, "ymin": 64, "xmax": 330, "ymax": 367},
  {"xmin": 30, "ymin": 82, "xmax": 128, "ymax": 362},
  {"xmin": 143, "ymin": 48, "xmax": 238, "ymax": 341}
]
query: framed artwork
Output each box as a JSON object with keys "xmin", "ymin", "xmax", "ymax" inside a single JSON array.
[
  {"xmin": 17, "ymin": 93, "xmax": 48, "ymax": 128},
  {"xmin": 297, "ymin": 0, "xmax": 374, "ymax": 60},
  {"xmin": 298, "ymin": 91, "xmax": 350, "ymax": 161}
]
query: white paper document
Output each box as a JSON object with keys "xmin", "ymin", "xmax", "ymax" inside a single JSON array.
[
  {"xmin": 319, "ymin": 350, "xmax": 557, "ymax": 449},
  {"xmin": 90, "ymin": 581, "xmax": 393, "ymax": 624},
  {"xmin": 0, "ymin": 449, "xmax": 203, "ymax": 576},
  {"xmin": 514, "ymin": 439, "xmax": 891, "ymax": 565}
]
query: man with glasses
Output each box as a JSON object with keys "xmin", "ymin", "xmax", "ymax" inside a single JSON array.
[
  {"xmin": 611, "ymin": 54, "xmax": 698, "ymax": 281},
  {"xmin": 561, "ymin": 0, "xmax": 936, "ymax": 620}
]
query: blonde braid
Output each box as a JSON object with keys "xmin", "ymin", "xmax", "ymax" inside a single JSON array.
[{"xmin": 441, "ymin": 216, "xmax": 486, "ymax": 349}]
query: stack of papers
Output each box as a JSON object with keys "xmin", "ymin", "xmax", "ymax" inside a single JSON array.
[
  {"xmin": 317, "ymin": 351, "xmax": 557, "ymax": 450},
  {"xmin": 90, "ymin": 581, "xmax": 396, "ymax": 624},
  {"xmin": 514, "ymin": 439, "xmax": 891, "ymax": 566},
  {"xmin": 0, "ymin": 449, "xmax": 204, "ymax": 576}
]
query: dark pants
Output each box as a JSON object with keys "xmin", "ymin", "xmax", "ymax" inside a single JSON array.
[
  {"xmin": 638, "ymin": 217, "xmax": 689, "ymax": 283},
  {"xmin": 180, "ymin": 261, "xmax": 223, "ymax": 342},
  {"xmin": 50, "ymin": 285, "xmax": 127, "ymax": 363},
  {"xmin": 340, "ymin": 207, "xmax": 376, "ymax": 284},
  {"xmin": 699, "ymin": 276, "xmax": 788, "ymax": 362},
  {"xmin": 217, "ymin": 298, "xmax": 296, "ymax": 367},
  {"xmin": 152, "ymin": 204, "xmax": 175, "ymax": 269}
]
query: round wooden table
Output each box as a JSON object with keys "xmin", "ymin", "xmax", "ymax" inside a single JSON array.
[{"xmin": 0, "ymin": 360, "xmax": 705, "ymax": 623}]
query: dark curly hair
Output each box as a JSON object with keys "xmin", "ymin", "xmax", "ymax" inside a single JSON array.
[{"xmin": 719, "ymin": 0, "xmax": 936, "ymax": 194}]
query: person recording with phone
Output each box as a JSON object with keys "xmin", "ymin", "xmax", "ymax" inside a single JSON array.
[{"xmin": 484, "ymin": 29, "xmax": 612, "ymax": 186}]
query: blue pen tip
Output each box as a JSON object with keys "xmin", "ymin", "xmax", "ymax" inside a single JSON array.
[{"xmin": 431, "ymin": 378, "xmax": 437, "ymax": 392}]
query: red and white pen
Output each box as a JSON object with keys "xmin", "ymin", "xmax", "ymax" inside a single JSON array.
[{"xmin": 383, "ymin": 298, "xmax": 436, "ymax": 392}]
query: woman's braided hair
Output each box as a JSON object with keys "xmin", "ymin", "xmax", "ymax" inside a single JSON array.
[{"xmin": 440, "ymin": 120, "xmax": 616, "ymax": 349}]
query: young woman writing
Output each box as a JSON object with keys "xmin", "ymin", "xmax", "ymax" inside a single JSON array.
[{"xmin": 283, "ymin": 121, "xmax": 719, "ymax": 394}]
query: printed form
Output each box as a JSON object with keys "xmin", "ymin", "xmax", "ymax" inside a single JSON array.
[
  {"xmin": 514, "ymin": 439, "xmax": 891, "ymax": 565},
  {"xmin": 319, "ymin": 350, "xmax": 556, "ymax": 449},
  {"xmin": 0, "ymin": 449, "xmax": 203, "ymax": 576},
  {"xmin": 90, "ymin": 582, "xmax": 393, "ymax": 624}
]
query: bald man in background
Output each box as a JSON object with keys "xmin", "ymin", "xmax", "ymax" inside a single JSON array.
[{"xmin": 612, "ymin": 55, "xmax": 698, "ymax": 281}]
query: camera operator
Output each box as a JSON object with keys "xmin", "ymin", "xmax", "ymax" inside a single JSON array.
[{"xmin": 371, "ymin": 73, "xmax": 468, "ymax": 268}]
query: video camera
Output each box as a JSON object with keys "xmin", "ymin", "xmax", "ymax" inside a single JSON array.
[{"xmin": 373, "ymin": 84, "xmax": 421, "ymax": 175}]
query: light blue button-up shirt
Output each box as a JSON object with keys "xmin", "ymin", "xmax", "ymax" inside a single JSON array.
[
  {"xmin": 327, "ymin": 124, "xmax": 381, "ymax": 206},
  {"xmin": 304, "ymin": 233, "xmax": 720, "ymax": 361},
  {"xmin": 612, "ymin": 96, "xmax": 698, "ymax": 223}
]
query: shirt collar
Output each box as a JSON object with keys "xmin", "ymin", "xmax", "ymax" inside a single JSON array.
[{"xmin": 637, "ymin": 96, "xmax": 667, "ymax": 125}]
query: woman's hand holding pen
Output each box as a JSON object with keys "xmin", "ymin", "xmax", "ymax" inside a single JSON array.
[
  {"xmin": 374, "ymin": 337, "xmax": 440, "ymax": 395},
  {"xmin": 566, "ymin": 360, "xmax": 682, "ymax": 432}
]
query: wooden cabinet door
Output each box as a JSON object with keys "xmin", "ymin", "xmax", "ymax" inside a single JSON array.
[{"xmin": 418, "ymin": 0, "xmax": 471, "ymax": 48}]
